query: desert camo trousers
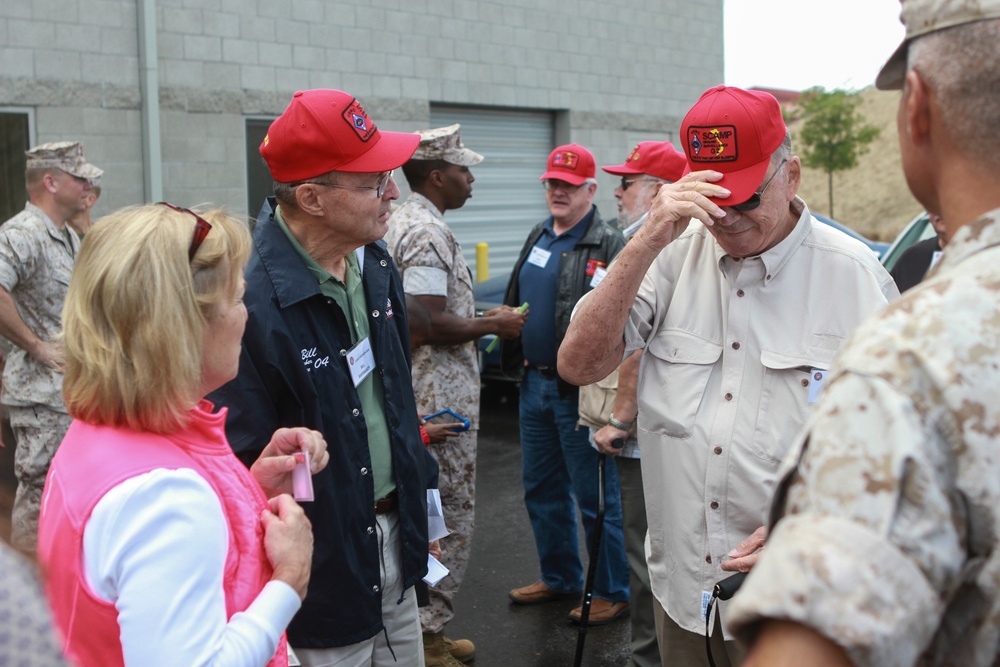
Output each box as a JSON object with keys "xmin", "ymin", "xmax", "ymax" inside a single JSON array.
[
  {"xmin": 8, "ymin": 405, "xmax": 73, "ymax": 554},
  {"xmin": 421, "ymin": 428, "xmax": 476, "ymax": 634}
]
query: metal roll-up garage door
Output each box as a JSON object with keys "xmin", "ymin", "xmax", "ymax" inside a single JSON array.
[{"xmin": 425, "ymin": 105, "xmax": 554, "ymax": 281}]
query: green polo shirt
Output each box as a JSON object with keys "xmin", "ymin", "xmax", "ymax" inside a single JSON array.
[{"xmin": 274, "ymin": 207, "xmax": 395, "ymax": 500}]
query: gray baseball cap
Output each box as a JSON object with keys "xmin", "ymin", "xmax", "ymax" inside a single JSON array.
[{"xmin": 876, "ymin": 0, "xmax": 1000, "ymax": 89}]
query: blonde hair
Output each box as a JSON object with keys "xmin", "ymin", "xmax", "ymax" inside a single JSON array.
[{"xmin": 62, "ymin": 204, "xmax": 251, "ymax": 433}]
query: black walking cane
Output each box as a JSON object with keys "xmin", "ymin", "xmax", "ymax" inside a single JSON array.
[{"xmin": 573, "ymin": 438, "xmax": 624, "ymax": 667}]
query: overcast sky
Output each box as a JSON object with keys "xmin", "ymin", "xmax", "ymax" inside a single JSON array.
[{"xmin": 724, "ymin": 1, "xmax": 907, "ymax": 91}]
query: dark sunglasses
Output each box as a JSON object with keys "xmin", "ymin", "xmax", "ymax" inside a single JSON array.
[
  {"xmin": 731, "ymin": 159, "xmax": 787, "ymax": 212},
  {"xmin": 157, "ymin": 202, "xmax": 213, "ymax": 261},
  {"xmin": 619, "ymin": 176, "xmax": 658, "ymax": 191}
]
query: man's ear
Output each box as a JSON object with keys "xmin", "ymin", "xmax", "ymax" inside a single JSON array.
[
  {"xmin": 42, "ymin": 172, "xmax": 59, "ymax": 194},
  {"xmin": 427, "ymin": 169, "xmax": 445, "ymax": 188},
  {"xmin": 902, "ymin": 69, "xmax": 933, "ymax": 148},
  {"xmin": 294, "ymin": 184, "xmax": 327, "ymax": 217},
  {"xmin": 784, "ymin": 156, "xmax": 801, "ymax": 197}
]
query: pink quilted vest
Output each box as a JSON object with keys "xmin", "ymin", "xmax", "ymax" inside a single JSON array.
[{"xmin": 37, "ymin": 400, "xmax": 288, "ymax": 667}]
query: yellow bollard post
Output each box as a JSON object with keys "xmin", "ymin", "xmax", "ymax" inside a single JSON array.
[{"xmin": 476, "ymin": 242, "xmax": 489, "ymax": 282}]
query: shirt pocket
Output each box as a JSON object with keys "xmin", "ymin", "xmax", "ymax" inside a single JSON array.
[
  {"xmin": 640, "ymin": 330, "xmax": 722, "ymax": 439},
  {"xmin": 751, "ymin": 349, "xmax": 831, "ymax": 464},
  {"xmin": 52, "ymin": 264, "xmax": 72, "ymax": 288}
]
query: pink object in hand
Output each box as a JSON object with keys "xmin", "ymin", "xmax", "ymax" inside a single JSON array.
[{"xmin": 292, "ymin": 450, "xmax": 314, "ymax": 502}]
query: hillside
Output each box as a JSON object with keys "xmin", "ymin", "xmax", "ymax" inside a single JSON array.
[{"xmin": 788, "ymin": 87, "xmax": 924, "ymax": 242}]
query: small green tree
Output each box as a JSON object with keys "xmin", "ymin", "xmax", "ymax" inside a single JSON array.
[{"xmin": 797, "ymin": 87, "xmax": 880, "ymax": 219}]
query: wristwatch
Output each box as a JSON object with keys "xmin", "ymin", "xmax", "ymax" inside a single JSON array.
[{"xmin": 608, "ymin": 413, "xmax": 633, "ymax": 431}]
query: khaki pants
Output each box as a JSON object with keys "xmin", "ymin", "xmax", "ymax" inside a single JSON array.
[
  {"xmin": 654, "ymin": 599, "xmax": 745, "ymax": 667},
  {"xmin": 295, "ymin": 510, "xmax": 424, "ymax": 667},
  {"xmin": 616, "ymin": 455, "xmax": 661, "ymax": 667}
]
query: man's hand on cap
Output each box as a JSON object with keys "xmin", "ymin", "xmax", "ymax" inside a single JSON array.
[{"xmin": 633, "ymin": 170, "xmax": 728, "ymax": 254}]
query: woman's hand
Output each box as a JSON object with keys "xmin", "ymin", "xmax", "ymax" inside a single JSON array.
[
  {"xmin": 250, "ymin": 428, "xmax": 329, "ymax": 498},
  {"xmin": 261, "ymin": 494, "xmax": 313, "ymax": 599}
]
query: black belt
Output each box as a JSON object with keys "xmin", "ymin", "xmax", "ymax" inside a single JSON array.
[
  {"xmin": 527, "ymin": 364, "xmax": 559, "ymax": 379},
  {"xmin": 374, "ymin": 491, "xmax": 397, "ymax": 515}
]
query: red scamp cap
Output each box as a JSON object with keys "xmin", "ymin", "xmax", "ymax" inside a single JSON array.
[
  {"xmin": 601, "ymin": 141, "xmax": 688, "ymax": 182},
  {"xmin": 681, "ymin": 85, "xmax": 786, "ymax": 207},
  {"xmin": 260, "ymin": 89, "xmax": 420, "ymax": 182},
  {"xmin": 539, "ymin": 143, "xmax": 596, "ymax": 186}
]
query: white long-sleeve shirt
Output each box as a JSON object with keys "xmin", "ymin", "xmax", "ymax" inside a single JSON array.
[{"xmin": 84, "ymin": 468, "xmax": 300, "ymax": 667}]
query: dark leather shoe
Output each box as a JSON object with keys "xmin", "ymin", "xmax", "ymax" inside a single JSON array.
[
  {"xmin": 568, "ymin": 598, "xmax": 630, "ymax": 625},
  {"xmin": 508, "ymin": 580, "xmax": 581, "ymax": 605}
]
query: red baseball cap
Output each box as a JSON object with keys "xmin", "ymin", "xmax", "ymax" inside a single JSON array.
[
  {"xmin": 601, "ymin": 141, "xmax": 687, "ymax": 182},
  {"xmin": 260, "ymin": 89, "xmax": 420, "ymax": 182},
  {"xmin": 539, "ymin": 143, "xmax": 596, "ymax": 186},
  {"xmin": 681, "ymin": 85, "xmax": 786, "ymax": 207}
]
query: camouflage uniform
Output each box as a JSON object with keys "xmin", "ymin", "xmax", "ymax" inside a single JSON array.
[
  {"xmin": 0, "ymin": 203, "xmax": 79, "ymax": 553},
  {"xmin": 729, "ymin": 211, "xmax": 1000, "ymax": 667},
  {"xmin": 385, "ymin": 191, "xmax": 479, "ymax": 634}
]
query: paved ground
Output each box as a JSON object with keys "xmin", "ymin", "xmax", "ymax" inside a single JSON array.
[
  {"xmin": 0, "ymin": 385, "xmax": 633, "ymax": 666},
  {"xmin": 446, "ymin": 385, "xmax": 631, "ymax": 666}
]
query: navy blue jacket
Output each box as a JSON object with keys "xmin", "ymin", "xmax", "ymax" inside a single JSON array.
[{"xmin": 209, "ymin": 204, "xmax": 437, "ymax": 648}]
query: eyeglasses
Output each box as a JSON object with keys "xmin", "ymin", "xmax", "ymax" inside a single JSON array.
[
  {"xmin": 731, "ymin": 159, "xmax": 787, "ymax": 212},
  {"xmin": 157, "ymin": 202, "xmax": 212, "ymax": 261},
  {"xmin": 293, "ymin": 170, "xmax": 394, "ymax": 198},
  {"xmin": 619, "ymin": 177, "xmax": 659, "ymax": 192},
  {"xmin": 542, "ymin": 179, "xmax": 585, "ymax": 193}
]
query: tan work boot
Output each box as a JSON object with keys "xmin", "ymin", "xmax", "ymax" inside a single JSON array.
[
  {"xmin": 443, "ymin": 635, "xmax": 476, "ymax": 663},
  {"xmin": 423, "ymin": 630, "xmax": 466, "ymax": 667}
]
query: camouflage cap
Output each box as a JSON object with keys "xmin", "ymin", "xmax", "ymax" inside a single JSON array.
[
  {"xmin": 876, "ymin": 0, "xmax": 1000, "ymax": 89},
  {"xmin": 77, "ymin": 163, "xmax": 103, "ymax": 188},
  {"xmin": 25, "ymin": 141, "xmax": 103, "ymax": 181},
  {"xmin": 410, "ymin": 124, "xmax": 484, "ymax": 167}
]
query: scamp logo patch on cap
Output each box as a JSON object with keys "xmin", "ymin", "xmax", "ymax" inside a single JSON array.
[
  {"xmin": 342, "ymin": 99, "xmax": 376, "ymax": 142},
  {"xmin": 687, "ymin": 126, "xmax": 737, "ymax": 163},
  {"xmin": 552, "ymin": 150, "xmax": 579, "ymax": 169}
]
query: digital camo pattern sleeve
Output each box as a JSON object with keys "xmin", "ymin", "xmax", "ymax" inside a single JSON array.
[{"xmin": 728, "ymin": 212, "xmax": 1000, "ymax": 667}]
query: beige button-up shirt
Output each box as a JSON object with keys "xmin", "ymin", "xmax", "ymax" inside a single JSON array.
[
  {"xmin": 729, "ymin": 210, "xmax": 1000, "ymax": 666},
  {"xmin": 624, "ymin": 198, "xmax": 898, "ymax": 635}
]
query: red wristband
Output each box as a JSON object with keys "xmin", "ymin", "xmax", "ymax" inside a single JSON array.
[{"xmin": 419, "ymin": 425, "xmax": 431, "ymax": 446}]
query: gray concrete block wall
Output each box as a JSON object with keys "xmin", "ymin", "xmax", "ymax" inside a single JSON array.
[
  {"xmin": 0, "ymin": 0, "xmax": 722, "ymax": 219},
  {"xmin": 159, "ymin": 110, "xmax": 248, "ymax": 214},
  {"xmin": 33, "ymin": 104, "xmax": 145, "ymax": 219}
]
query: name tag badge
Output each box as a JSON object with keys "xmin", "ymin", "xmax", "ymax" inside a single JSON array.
[
  {"xmin": 807, "ymin": 368, "xmax": 827, "ymax": 404},
  {"xmin": 590, "ymin": 266, "xmax": 608, "ymax": 288},
  {"xmin": 527, "ymin": 246, "xmax": 552, "ymax": 268},
  {"xmin": 346, "ymin": 337, "xmax": 376, "ymax": 388}
]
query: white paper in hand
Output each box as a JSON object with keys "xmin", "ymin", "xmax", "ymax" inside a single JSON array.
[
  {"xmin": 427, "ymin": 489, "xmax": 449, "ymax": 542},
  {"xmin": 424, "ymin": 554, "xmax": 449, "ymax": 586}
]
